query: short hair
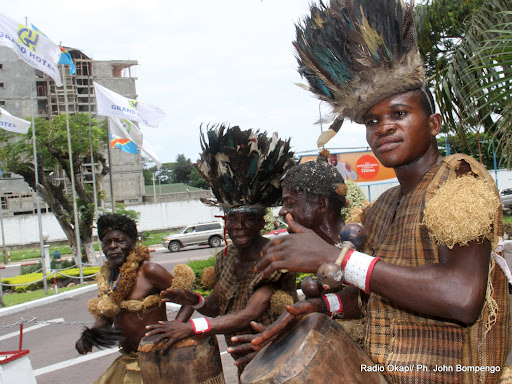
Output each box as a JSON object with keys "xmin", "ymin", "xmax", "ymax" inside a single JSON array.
[
  {"xmin": 413, "ymin": 87, "xmax": 436, "ymax": 117},
  {"xmin": 97, "ymin": 214, "xmax": 137, "ymax": 241},
  {"xmin": 282, "ymin": 152, "xmax": 346, "ymax": 211}
]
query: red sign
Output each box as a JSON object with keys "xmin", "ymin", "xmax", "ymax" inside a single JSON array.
[{"xmin": 356, "ymin": 155, "xmax": 380, "ymax": 180}]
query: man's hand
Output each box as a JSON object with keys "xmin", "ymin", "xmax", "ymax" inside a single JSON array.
[
  {"xmin": 75, "ymin": 337, "xmax": 92, "ymax": 355},
  {"xmin": 145, "ymin": 320, "xmax": 194, "ymax": 353},
  {"xmin": 229, "ymin": 299, "xmax": 323, "ymax": 366},
  {"xmin": 256, "ymin": 214, "xmax": 338, "ymax": 277},
  {"xmin": 160, "ymin": 288, "xmax": 199, "ymax": 306}
]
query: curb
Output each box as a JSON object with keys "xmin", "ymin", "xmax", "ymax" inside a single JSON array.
[{"xmin": 0, "ymin": 284, "xmax": 98, "ymax": 318}]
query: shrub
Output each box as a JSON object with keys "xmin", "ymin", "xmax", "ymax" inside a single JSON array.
[{"xmin": 341, "ymin": 180, "xmax": 368, "ymax": 220}]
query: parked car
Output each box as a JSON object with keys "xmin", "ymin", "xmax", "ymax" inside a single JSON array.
[
  {"xmin": 162, "ymin": 222, "xmax": 225, "ymax": 252},
  {"xmin": 500, "ymin": 188, "xmax": 512, "ymax": 208},
  {"xmin": 262, "ymin": 218, "xmax": 289, "ymax": 239}
]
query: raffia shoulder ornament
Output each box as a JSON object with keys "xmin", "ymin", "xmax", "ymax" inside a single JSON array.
[
  {"xmin": 423, "ymin": 175, "xmax": 501, "ymax": 249},
  {"xmin": 87, "ymin": 246, "xmax": 157, "ymax": 319},
  {"xmin": 294, "ymin": 0, "xmax": 425, "ymax": 146}
]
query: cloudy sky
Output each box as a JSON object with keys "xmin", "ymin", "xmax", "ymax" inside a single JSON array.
[{"xmin": 4, "ymin": 0, "xmax": 370, "ymax": 165}]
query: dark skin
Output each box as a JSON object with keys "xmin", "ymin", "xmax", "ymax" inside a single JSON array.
[
  {"xmin": 75, "ymin": 229, "xmax": 174, "ymax": 354},
  {"xmin": 248, "ymin": 91, "xmax": 490, "ymax": 354},
  {"xmin": 229, "ymin": 190, "xmax": 359, "ymax": 364},
  {"xmin": 144, "ymin": 212, "xmax": 277, "ymax": 353}
]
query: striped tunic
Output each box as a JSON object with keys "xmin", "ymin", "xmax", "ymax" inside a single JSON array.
[{"xmin": 362, "ymin": 154, "xmax": 511, "ymax": 384}]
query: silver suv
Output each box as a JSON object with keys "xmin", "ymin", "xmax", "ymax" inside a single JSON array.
[{"xmin": 162, "ymin": 222, "xmax": 225, "ymax": 252}]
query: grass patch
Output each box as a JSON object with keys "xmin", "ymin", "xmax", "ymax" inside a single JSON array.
[{"xmin": 2, "ymin": 283, "xmax": 95, "ymax": 307}]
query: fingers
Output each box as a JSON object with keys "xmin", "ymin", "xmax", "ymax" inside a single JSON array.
[
  {"xmin": 285, "ymin": 213, "xmax": 307, "ymax": 234},
  {"xmin": 231, "ymin": 333, "xmax": 257, "ymax": 344},
  {"xmin": 250, "ymin": 321, "xmax": 267, "ymax": 333},
  {"xmin": 234, "ymin": 351, "xmax": 258, "ymax": 367},
  {"xmin": 227, "ymin": 342, "xmax": 255, "ymax": 355}
]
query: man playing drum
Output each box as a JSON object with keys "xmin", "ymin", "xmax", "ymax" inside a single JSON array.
[
  {"xmin": 75, "ymin": 213, "xmax": 175, "ymax": 383},
  {"xmin": 231, "ymin": 1, "xmax": 512, "ymax": 383},
  {"xmin": 144, "ymin": 125, "xmax": 297, "ymax": 378}
]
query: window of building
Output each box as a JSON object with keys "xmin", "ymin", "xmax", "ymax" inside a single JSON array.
[
  {"xmin": 0, "ymin": 64, "xmax": 3, "ymax": 70},
  {"xmin": 0, "ymin": 100, "xmax": 5, "ymax": 106},
  {"xmin": 0, "ymin": 82, "xmax": 4, "ymax": 88}
]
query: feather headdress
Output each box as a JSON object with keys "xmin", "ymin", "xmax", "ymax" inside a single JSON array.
[
  {"xmin": 196, "ymin": 124, "xmax": 294, "ymax": 213},
  {"xmin": 294, "ymin": 0, "xmax": 425, "ymax": 146}
]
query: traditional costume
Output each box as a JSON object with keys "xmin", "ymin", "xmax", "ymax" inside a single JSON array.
[
  {"xmin": 291, "ymin": 0, "xmax": 511, "ymax": 383},
  {"xmin": 197, "ymin": 124, "xmax": 297, "ymax": 375}
]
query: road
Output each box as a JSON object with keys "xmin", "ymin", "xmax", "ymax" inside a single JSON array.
[{"xmin": 0, "ymin": 244, "xmax": 239, "ymax": 384}]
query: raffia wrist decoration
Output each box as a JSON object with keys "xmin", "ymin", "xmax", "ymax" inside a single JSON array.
[
  {"xmin": 200, "ymin": 266, "xmax": 217, "ymax": 289},
  {"xmin": 87, "ymin": 246, "xmax": 151, "ymax": 319},
  {"xmin": 423, "ymin": 176, "xmax": 501, "ymax": 249},
  {"xmin": 170, "ymin": 264, "xmax": 196, "ymax": 290}
]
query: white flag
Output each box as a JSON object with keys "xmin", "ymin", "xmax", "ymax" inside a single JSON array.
[
  {"xmin": 110, "ymin": 117, "xmax": 162, "ymax": 169},
  {"xmin": 0, "ymin": 108, "xmax": 31, "ymax": 134},
  {"xmin": 94, "ymin": 82, "xmax": 165, "ymax": 127},
  {"xmin": 0, "ymin": 13, "xmax": 62, "ymax": 86}
]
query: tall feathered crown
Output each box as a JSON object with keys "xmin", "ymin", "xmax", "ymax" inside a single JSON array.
[
  {"xmin": 196, "ymin": 124, "xmax": 294, "ymax": 214},
  {"xmin": 294, "ymin": 0, "xmax": 425, "ymax": 146}
]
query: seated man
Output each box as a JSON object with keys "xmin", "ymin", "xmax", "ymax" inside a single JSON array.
[
  {"xmin": 144, "ymin": 124, "xmax": 297, "ymax": 377},
  {"xmin": 75, "ymin": 213, "xmax": 174, "ymax": 384}
]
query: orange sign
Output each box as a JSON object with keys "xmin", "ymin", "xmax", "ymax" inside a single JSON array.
[{"xmin": 299, "ymin": 150, "xmax": 396, "ymax": 183}]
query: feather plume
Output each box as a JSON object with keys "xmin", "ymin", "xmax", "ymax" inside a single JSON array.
[
  {"xmin": 196, "ymin": 124, "xmax": 294, "ymax": 211},
  {"xmin": 78, "ymin": 326, "xmax": 124, "ymax": 352},
  {"xmin": 294, "ymin": 0, "xmax": 425, "ymax": 144}
]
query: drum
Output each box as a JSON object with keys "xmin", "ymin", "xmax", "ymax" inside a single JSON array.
[
  {"xmin": 240, "ymin": 312, "xmax": 388, "ymax": 384},
  {"xmin": 138, "ymin": 334, "xmax": 226, "ymax": 384}
]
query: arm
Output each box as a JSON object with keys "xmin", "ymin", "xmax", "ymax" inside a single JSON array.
[
  {"xmin": 140, "ymin": 261, "xmax": 174, "ymax": 292},
  {"xmin": 257, "ymin": 215, "xmax": 490, "ymax": 325},
  {"xmin": 145, "ymin": 285, "xmax": 274, "ymax": 352}
]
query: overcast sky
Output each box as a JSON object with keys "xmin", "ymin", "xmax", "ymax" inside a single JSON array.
[{"xmin": 4, "ymin": 0, "xmax": 370, "ymax": 165}]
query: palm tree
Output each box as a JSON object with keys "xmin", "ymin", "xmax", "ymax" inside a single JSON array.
[{"xmin": 416, "ymin": 0, "xmax": 512, "ymax": 166}]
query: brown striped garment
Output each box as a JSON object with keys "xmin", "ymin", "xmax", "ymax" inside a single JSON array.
[
  {"xmin": 214, "ymin": 243, "xmax": 297, "ymax": 373},
  {"xmin": 361, "ymin": 154, "xmax": 511, "ymax": 384}
]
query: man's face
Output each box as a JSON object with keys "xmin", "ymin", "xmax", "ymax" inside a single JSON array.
[
  {"xmin": 226, "ymin": 212, "xmax": 263, "ymax": 249},
  {"xmin": 329, "ymin": 155, "xmax": 338, "ymax": 166},
  {"xmin": 363, "ymin": 90, "xmax": 441, "ymax": 169},
  {"xmin": 279, "ymin": 189, "xmax": 321, "ymax": 231},
  {"xmin": 101, "ymin": 229, "xmax": 135, "ymax": 267}
]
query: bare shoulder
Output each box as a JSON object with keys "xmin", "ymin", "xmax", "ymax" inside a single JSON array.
[{"xmin": 139, "ymin": 260, "xmax": 172, "ymax": 282}]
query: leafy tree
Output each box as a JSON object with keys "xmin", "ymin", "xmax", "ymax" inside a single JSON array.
[
  {"xmin": 174, "ymin": 154, "xmax": 193, "ymax": 184},
  {"xmin": 416, "ymin": 0, "xmax": 512, "ymax": 165},
  {"xmin": 189, "ymin": 166, "xmax": 209, "ymax": 189},
  {"xmin": 0, "ymin": 113, "xmax": 107, "ymax": 264}
]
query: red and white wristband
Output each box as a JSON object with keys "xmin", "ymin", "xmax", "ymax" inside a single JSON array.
[
  {"xmin": 191, "ymin": 293, "xmax": 205, "ymax": 309},
  {"xmin": 190, "ymin": 318, "xmax": 211, "ymax": 334},
  {"xmin": 341, "ymin": 250, "xmax": 380, "ymax": 294},
  {"xmin": 321, "ymin": 293, "xmax": 343, "ymax": 316}
]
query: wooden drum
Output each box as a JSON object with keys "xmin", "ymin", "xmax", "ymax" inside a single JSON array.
[
  {"xmin": 240, "ymin": 312, "xmax": 388, "ymax": 384},
  {"xmin": 138, "ymin": 334, "xmax": 225, "ymax": 384}
]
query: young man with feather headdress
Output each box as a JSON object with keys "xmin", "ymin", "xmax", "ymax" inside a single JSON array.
[
  {"xmin": 230, "ymin": 1, "xmax": 512, "ymax": 383},
  {"xmin": 145, "ymin": 125, "xmax": 298, "ymax": 377}
]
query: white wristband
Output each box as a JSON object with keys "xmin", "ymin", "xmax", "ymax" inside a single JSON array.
[
  {"xmin": 322, "ymin": 293, "xmax": 343, "ymax": 315},
  {"xmin": 191, "ymin": 293, "xmax": 205, "ymax": 309},
  {"xmin": 190, "ymin": 318, "xmax": 210, "ymax": 334},
  {"xmin": 342, "ymin": 250, "xmax": 380, "ymax": 294}
]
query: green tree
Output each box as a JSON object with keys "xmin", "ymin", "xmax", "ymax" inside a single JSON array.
[
  {"xmin": 174, "ymin": 154, "xmax": 193, "ymax": 184},
  {"xmin": 0, "ymin": 113, "xmax": 107, "ymax": 263},
  {"xmin": 416, "ymin": 0, "xmax": 512, "ymax": 165},
  {"xmin": 189, "ymin": 166, "xmax": 209, "ymax": 189}
]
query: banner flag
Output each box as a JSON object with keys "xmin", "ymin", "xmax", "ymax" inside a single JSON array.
[
  {"xmin": 0, "ymin": 107, "xmax": 31, "ymax": 134},
  {"xmin": 110, "ymin": 134, "xmax": 138, "ymax": 155},
  {"xmin": 58, "ymin": 46, "xmax": 76, "ymax": 75},
  {"xmin": 94, "ymin": 82, "xmax": 165, "ymax": 127},
  {"xmin": 0, "ymin": 13, "xmax": 62, "ymax": 86},
  {"xmin": 109, "ymin": 117, "xmax": 161, "ymax": 168}
]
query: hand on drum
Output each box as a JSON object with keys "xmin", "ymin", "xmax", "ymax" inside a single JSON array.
[
  {"xmin": 160, "ymin": 288, "xmax": 200, "ymax": 306},
  {"xmin": 256, "ymin": 214, "xmax": 339, "ymax": 278},
  {"xmin": 145, "ymin": 319, "xmax": 193, "ymax": 353},
  {"xmin": 229, "ymin": 299, "xmax": 322, "ymax": 366}
]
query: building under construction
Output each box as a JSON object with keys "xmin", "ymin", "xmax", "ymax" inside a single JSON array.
[{"xmin": 0, "ymin": 46, "xmax": 146, "ymax": 216}]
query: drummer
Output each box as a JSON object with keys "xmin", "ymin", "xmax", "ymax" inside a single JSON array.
[
  {"xmin": 145, "ymin": 125, "xmax": 297, "ymax": 378},
  {"xmin": 229, "ymin": 1, "xmax": 512, "ymax": 383}
]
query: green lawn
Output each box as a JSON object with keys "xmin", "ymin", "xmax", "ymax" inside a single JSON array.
[{"xmin": 1, "ymin": 282, "xmax": 95, "ymax": 307}]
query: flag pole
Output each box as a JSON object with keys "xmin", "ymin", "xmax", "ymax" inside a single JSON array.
[
  {"xmin": 106, "ymin": 118, "xmax": 116, "ymax": 213},
  {"xmin": 87, "ymin": 75, "xmax": 102, "ymax": 264},
  {"xmin": 0, "ymin": 202, "xmax": 7, "ymax": 265},
  {"xmin": 25, "ymin": 16, "xmax": 48, "ymax": 295},
  {"xmin": 61, "ymin": 66, "xmax": 83, "ymax": 284}
]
